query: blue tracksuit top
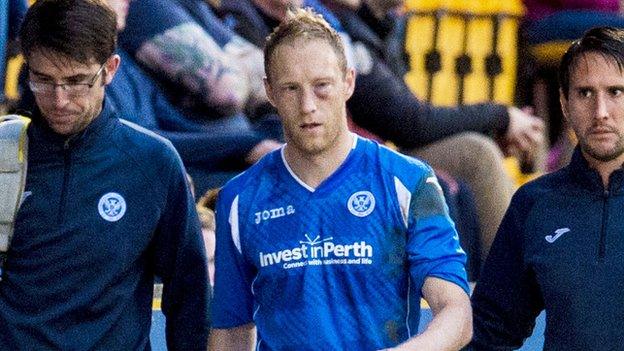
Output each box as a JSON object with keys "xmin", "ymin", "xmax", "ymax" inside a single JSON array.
[
  {"xmin": 212, "ymin": 135, "xmax": 468, "ymax": 350},
  {"xmin": 3, "ymin": 101, "xmax": 210, "ymax": 350},
  {"xmin": 470, "ymin": 147, "xmax": 624, "ymax": 350}
]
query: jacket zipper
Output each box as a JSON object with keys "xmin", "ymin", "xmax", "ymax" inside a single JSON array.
[
  {"xmin": 58, "ymin": 140, "xmax": 72, "ymax": 225},
  {"xmin": 599, "ymin": 190, "xmax": 609, "ymax": 259}
]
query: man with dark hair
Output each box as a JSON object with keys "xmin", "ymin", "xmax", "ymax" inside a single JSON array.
[
  {"xmin": 210, "ymin": 8, "xmax": 471, "ymax": 350},
  {"xmin": 2, "ymin": 0, "xmax": 210, "ymax": 349},
  {"xmin": 469, "ymin": 26, "xmax": 624, "ymax": 350}
]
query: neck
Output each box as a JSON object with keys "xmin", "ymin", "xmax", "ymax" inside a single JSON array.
[
  {"xmin": 584, "ymin": 151, "xmax": 624, "ymax": 188},
  {"xmin": 284, "ymin": 132, "xmax": 354, "ymax": 189}
]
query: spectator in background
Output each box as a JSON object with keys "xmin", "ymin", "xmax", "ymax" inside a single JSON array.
[
  {"xmin": 470, "ymin": 27, "xmax": 624, "ymax": 350},
  {"xmin": 6, "ymin": 0, "xmax": 210, "ymax": 349},
  {"xmin": 210, "ymin": 9, "xmax": 471, "ymax": 350},
  {"xmin": 216, "ymin": 0, "xmax": 544, "ymax": 268},
  {"xmin": 120, "ymin": 0, "xmax": 271, "ymax": 119},
  {"xmin": 103, "ymin": 0, "xmax": 282, "ymax": 195},
  {"xmin": 0, "ymin": 0, "xmax": 28, "ymax": 112}
]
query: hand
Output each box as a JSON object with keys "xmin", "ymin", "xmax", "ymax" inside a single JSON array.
[
  {"xmin": 245, "ymin": 139, "xmax": 283, "ymax": 164},
  {"xmin": 224, "ymin": 37, "xmax": 268, "ymax": 109},
  {"xmin": 504, "ymin": 106, "xmax": 545, "ymax": 164}
]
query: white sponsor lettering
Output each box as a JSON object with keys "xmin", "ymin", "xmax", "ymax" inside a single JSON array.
[
  {"xmin": 255, "ymin": 205, "xmax": 295, "ymax": 224},
  {"xmin": 259, "ymin": 236, "xmax": 374, "ymax": 269}
]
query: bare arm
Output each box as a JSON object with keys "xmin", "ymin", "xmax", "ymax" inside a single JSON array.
[
  {"xmin": 382, "ymin": 277, "xmax": 472, "ymax": 351},
  {"xmin": 208, "ymin": 323, "xmax": 256, "ymax": 351}
]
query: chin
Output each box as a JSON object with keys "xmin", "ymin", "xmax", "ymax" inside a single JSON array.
[
  {"xmin": 297, "ymin": 142, "xmax": 328, "ymax": 156},
  {"xmin": 584, "ymin": 145, "xmax": 624, "ymax": 162}
]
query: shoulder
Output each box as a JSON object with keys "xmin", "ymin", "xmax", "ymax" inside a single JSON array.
[
  {"xmin": 514, "ymin": 167, "xmax": 569, "ymax": 202},
  {"xmin": 361, "ymin": 138, "xmax": 433, "ymax": 190},
  {"xmin": 506, "ymin": 167, "xmax": 570, "ymax": 220},
  {"xmin": 116, "ymin": 119, "xmax": 177, "ymax": 153},
  {"xmin": 218, "ymin": 149, "xmax": 280, "ymax": 207},
  {"xmin": 113, "ymin": 119, "xmax": 183, "ymax": 173}
]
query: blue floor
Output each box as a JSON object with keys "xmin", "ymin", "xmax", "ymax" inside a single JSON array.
[{"xmin": 149, "ymin": 309, "xmax": 546, "ymax": 350}]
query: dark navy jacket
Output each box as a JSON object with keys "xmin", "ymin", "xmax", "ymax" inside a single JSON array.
[
  {"xmin": 3, "ymin": 101, "xmax": 210, "ymax": 350},
  {"xmin": 470, "ymin": 148, "xmax": 624, "ymax": 350}
]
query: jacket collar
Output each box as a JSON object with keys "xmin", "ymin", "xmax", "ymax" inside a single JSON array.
[
  {"xmin": 569, "ymin": 146, "xmax": 624, "ymax": 193},
  {"xmin": 28, "ymin": 99, "xmax": 117, "ymax": 158}
]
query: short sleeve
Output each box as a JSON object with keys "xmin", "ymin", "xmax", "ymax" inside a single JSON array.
[{"xmin": 405, "ymin": 168, "xmax": 469, "ymax": 295}]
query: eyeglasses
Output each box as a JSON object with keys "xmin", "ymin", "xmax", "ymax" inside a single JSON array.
[{"xmin": 28, "ymin": 62, "xmax": 106, "ymax": 97}]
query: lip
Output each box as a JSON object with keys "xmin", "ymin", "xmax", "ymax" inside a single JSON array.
[
  {"xmin": 46, "ymin": 112, "xmax": 76, "ymax": 123},
  {"xmin": 300, "ymin": 122, "xmax": 322, "ymax": 130},
  {"xmin": 589, "ymin": 127, "xmax": 615, "ymax": 135},
  {"xmin": 49, "ymin": 113, "xmax": 72, "ymax": 120}
]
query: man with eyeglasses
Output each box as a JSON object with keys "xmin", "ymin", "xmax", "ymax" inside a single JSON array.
[{"xmin": 0, "ymin": 0, "xmax": 211, "ymax": 349}]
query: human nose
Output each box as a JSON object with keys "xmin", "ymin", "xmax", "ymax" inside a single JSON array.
[
  {"xmin": 593, "ymin": 93, "xmax": 610, "ymax": 120},
  {"xmin": 48, "ymin": 86, "xmax": 71, "ymax": 107},
  {"xmin": 299, "ymin": 87, "xmax": 317, "ymax": 114}
]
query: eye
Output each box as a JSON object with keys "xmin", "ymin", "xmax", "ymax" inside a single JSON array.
[
  {"xmin": 578, "ymin": 88, "xmax": 592, "ymax": 98},
  {"xmin": 314, "ymin": 82, "xmax": 332, "ymax": 95},
  {"xmin": 609, "ymin": 87, "xmax": 623, "ymax": 97},
  {"xmin": 281, "ymin": 85, "xmax": 298, "ymax": 92},
  {"xmin": 315, "ymin": 82, "xmax": 330, "ymax": 89}
]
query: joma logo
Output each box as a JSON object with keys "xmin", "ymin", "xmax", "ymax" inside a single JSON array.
[{"xmin": 255, "ymin": 205, "xmax": 295, "ymax": 224}]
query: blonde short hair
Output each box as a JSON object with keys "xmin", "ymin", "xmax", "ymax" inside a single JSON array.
[{"xmin": 264, "ymin": 7, "xmax": 347, "ymax": 82}]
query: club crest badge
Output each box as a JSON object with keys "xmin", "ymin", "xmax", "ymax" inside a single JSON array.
[
  {"xmin": 347, "ymin": 191, "xmax": 375, "ymax": 217},
  {"xmin": 98, "ymin": 192, "xmax": 126, "ymax": 222}
]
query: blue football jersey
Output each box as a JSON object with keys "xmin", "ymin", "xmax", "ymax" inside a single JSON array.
[{"xmin": 212, "ymin": 135, "xmax": 468, "ymax": 350}]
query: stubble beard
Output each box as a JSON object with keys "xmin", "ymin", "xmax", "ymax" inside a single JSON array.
[
  {"xmin": 580, "ymin": 130, "xmax": 624, "ymax": 162},
  {"xmin": 287, "ymin": 124, "xmax": 342, "ymax": 157}
]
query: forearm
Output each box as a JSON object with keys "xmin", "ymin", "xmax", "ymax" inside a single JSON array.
[
  {"xmin": 385, "ymin": 277, "xmax": 472, "ymax": 351},
  {"xmin": 347, "ymin": 59, "xmax": 509, "ymax": 148},
  {"xmin": 135, "ymin": 22, "xmax": 250, "ymax": 115},
  {"xmin": 209, "ymin": 324, "xmax": 256, "ymax": 351},
  {"xmin": 393, "ymin": 299, "xmax": 472, "ymax": 351}
]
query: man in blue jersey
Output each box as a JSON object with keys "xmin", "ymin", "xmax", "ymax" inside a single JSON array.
[
  {"xmin": 210, "ymin": 8, "xmax": 471, "ymax": 350},
  {"xmin": 469, "ymin": 27, "xmax": 624, "ymax": 350}
]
